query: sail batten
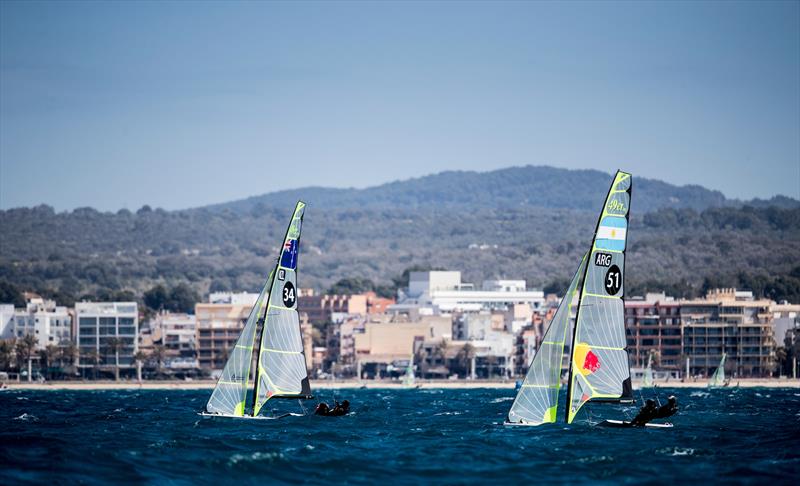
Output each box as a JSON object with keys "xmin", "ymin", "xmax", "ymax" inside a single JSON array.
[
  {"xmin": 506, "ymin": 253, "xmax": 588, "ymax": 426},
  {"xmin": 566, "ymin": 171, "xmax": 633, "ymax": 424}
]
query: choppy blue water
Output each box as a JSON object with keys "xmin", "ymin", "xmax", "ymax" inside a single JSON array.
[{"xmin": 1, "ymin": 387, "xmax": 799, "ymax": 484}]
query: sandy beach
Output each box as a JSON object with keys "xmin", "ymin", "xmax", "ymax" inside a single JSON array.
[{"xmin": 4, "ymin": 378, "xmax": 799, "ymax": 391}]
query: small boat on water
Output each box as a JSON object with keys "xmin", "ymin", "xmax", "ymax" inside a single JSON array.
[
  {"xmin": 641, "ymin": 353, "xmax": 654, "ymax": 388},
  {"xmin": 506, "ymin": 171, "xmax": 640, "ymax": 427},
  {"xmin": 202, "ymin": 201, "xmax": 313, "ymax": 419},
  {"xmin": 708, "ymin": 353, "xmax": 728, "ymax": 388}
]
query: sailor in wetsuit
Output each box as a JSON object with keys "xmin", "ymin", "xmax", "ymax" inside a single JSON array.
[
  {"xmin": 314, "ymin": 400, "xmax": 350, "ymax": 416},
  {"xmin": 630, "ymin": 396, "xmax": 678, "ymax": 426},
  {"xmin": 654, "ymin": 396, "xmax": 678, "ymax": 420},
  {"xmin": 630, "ymin": 399, "xmax": 658, "ymax": 427}
]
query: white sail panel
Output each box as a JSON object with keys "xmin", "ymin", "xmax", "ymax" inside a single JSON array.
[
  {"xmin": 506, "ymin": 253, "xmax": 587, "ymax": 425},
  {"xmin": 567, "ymin": 171, "xmax": 633, "ymax": 424},
  {"xmin": 253, "ymin": 202, "xmax": 310, "ymax": 416},
  {"xmin": 205, "ymin": 280, "xmax": 269, "ymax": 416}
]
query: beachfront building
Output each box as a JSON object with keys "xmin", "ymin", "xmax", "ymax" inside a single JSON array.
[
  {"xmin": 152, "ymin": 311, "xmax": 198, "ymax": 370},
  {"xmin": 195, "ymin": 299, "xmax": 251, "ymax": 370},
  {"xmin": 681, "ymin": 289, "xmax": 775, "ymax": 378},
  {"xmin": 299, "ymin": 291, "xmax": 368, "ymax": 326},
  {"xmin": 75, "ymin": 302, "xmax": 138, "ymax": 372},
  {"xmin": 13, "ymin": 296, "xmax": 72, "ymax": 349},
  {"xmin": 208, "ymin": 291, "xmax": 259, "ymax": 306},
  {"xmin": 389, "ymin": 271, "xmax": 545, "ymax": 316},
  {"xmin": 625, "ymin": 293, "xmax": 682, "ymax": 374}
]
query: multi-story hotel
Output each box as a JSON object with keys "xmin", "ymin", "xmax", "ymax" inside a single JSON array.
[
  {"xmin": 624, "ymin": 293, "xmax": 682, "ymax": 372},
  {"xmin": 195, "ymin": 300, "xmax": 252, "ymax": 370},
  {"xmin": 681, "ymin": 289, "xmax": 775, "ymax": 378},
  {"xmin": 75, "ymin": 302, "xmax": 138, "ymax": 369},
  {"xmin": 11, "ymin": 296, "xmax": 72, "ymax": 349}
]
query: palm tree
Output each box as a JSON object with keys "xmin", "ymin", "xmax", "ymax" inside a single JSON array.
[
  {"xmin": 150, "ymin": 345, "xmax": 166, "ymax": 379},
  {"xmin": 38, "ymin": 344, "xmax": 60, "ymax": 380},
  {"xmin": 485, "ymin": 355, "xmax": 498, "ymax": 379},
  {"xmin": 456, "ymin": 343, "xmax": 476, "ymax": 379},
  {"xmin": 104, "ymin": 338, "xmax": 124, "ymax": 381},
  {"xmin": 60, "ymin": 341, "xmax": 78, "ymax": 375},
  {"xmin": 15, "ymin": 335, "xmax": 37, "ymax": 382},
  {"xmin": 0, "ymin": 339, "xmax": 15, "ymax": 371},
  {"xmin": 134, "ymin": 350, "xmax": 148, "ymax": 383},
  {"xmin": 84, "ymin": 348, "xmax": 100, "ymax": 380}
]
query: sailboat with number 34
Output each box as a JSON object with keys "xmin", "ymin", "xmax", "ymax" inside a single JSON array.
[
  {"xmin": 202, "ymin": 201, "xmax": 313, "ymax": 419},
  {"xmin": 506, "ymin": 171, "xmax": 640, "ymax": 427}
]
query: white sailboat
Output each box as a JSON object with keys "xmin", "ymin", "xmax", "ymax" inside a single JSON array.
[
  {"xmin": 708, "ymin": 353, "xmax": 727, "ymax": 388},
  {"xmin": 506, "ymin": 170, "xmax": 634, "ymax": 426},
  {"xmin": 203, "ymin": 201, "xmax": 312, "ymax": 418},
  {"xmin": 641, "ymin": 353, "xmax": 654, "ymax": 388},
  {"xmin": 402, "ymin": 354, "xmax": 416, "ymax": 388}
]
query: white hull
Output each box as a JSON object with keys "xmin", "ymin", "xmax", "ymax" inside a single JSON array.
[
  {"xmin": 198, "ymin": 412, "xmax": 302, "ymax": 420},
  {"xmin": 599, "ymin": 419, "xmax": 673, "ymax": 429}
]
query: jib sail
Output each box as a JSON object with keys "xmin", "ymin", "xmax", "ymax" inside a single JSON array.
[{"xmin": 506, "ymin": 252, "xmax": 587, "ymax": 425}]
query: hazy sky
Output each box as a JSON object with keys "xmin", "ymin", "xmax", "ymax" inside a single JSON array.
[{"xmin": 1, "ymin": 1, "xmax": 798, "ymax": 211}]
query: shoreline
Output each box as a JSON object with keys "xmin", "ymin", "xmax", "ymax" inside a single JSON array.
[{"xmin": 4, "ymin": 378, "xmax": 800, "ymax": 391}]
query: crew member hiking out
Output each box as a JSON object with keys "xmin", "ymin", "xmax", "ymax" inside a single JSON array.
[
  {"xmin": 630, "ymin": 396, "xmax": 678, "ymax": 427},
  {"xmin": 314, "ymin": 400, "xmax": 350, "ymax": 417}
]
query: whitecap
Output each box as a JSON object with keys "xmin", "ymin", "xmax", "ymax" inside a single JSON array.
[
  {"xmin": 490, "ymin": 397, "xmax": 514, "ymax": 403},
  {"xmin": 14, "ymin": 413, "xmax": 38, "ymax": 422},
  {"xmin": 228, "ymin": 451, "xmax": 284, "ymax": 465}
]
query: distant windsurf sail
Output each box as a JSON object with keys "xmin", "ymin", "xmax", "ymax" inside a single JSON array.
[
  {"xmin": 708, "ymin": 353, "xmax": 727, "ymax": 388},
  {"xmin": 205, "ymin": 277, "xmax": 270, "ymax": 416},
  {"xmin": 402, "ymin": 354, "xmax": 416, "ymax": 387},
  {"xmin": 566, "ymin": 171, "xmax": 634, "ymax": 424},
  {"xmin": 642, "ymin": 355, "xmax": 654, "ymax": 388},
  {"xmin": 253, "ymin": 201, "xmax": 312, "ymax": 416},
  {"xmin": 506, "ymin": 252, "xmax": 587, "ymax": 425}
]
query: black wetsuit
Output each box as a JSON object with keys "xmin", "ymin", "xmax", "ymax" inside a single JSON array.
[
  {"xmin": 654, "ymin": 399, "xmax": 678, "ymax": 419},
  {"xmin": 630, "ymin": 400, "xmax": 658, "ymax": 427},
  {"xmin": 314, "ymin": 401, "xmax": 350, "ymax": 417}
]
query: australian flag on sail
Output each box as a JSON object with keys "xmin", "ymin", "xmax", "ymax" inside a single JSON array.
[{"xmin": 280, "ymin": 239, "xmax": 299, "ymax": 269}]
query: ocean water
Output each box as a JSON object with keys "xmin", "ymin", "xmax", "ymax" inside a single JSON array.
[{"xmin": 1, "ymin": 387, "xmax": 799, "ymax": 484}]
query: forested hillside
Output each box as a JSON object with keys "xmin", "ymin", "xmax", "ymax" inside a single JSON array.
[{"xmin": 1, "ymin": 167, "xmax": 799, "ymax": 306}]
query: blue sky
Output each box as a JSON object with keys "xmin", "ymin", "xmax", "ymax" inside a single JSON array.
[{"xmin": 1, "ymin": 0, "xmax": 798, "ymax": 211}]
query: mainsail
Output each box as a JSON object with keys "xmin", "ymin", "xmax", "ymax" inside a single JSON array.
[
  {"xmin": 708, "ymin": 353, "xmax": 727, "ymax": 388},
  {"xmin": 566, "ymin": 170, "xmax": 634, "ymax": 424},
  {"xmin": 205, "ymin": 201, "xmax": 311, "ymax": 417},
  {"xmin": 506, "ymin": 253, "xmax": 588, "ymax": 425},
  {"xmin": 253, "ymin": 201, "xmax": 312, "ymax": 416}
]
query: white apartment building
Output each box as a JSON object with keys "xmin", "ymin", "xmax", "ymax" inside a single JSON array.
[
  {"xmin": 75, "ymin": 302, "xmax": 138, "ymax": 368},
  {"xmin": 154, "ymin": 312, "xmax": 196, "ymax": 353},
  {"xmin": 390, "ymin": 271, "xmax": 545, "ymax": 315},
  {"xmin": 12, "ymin": 298, "xmax": 71, "ymax": 348},
  {"xmin": 208, "ymin": 291, "xmax": 259, "ymax": 306}
]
